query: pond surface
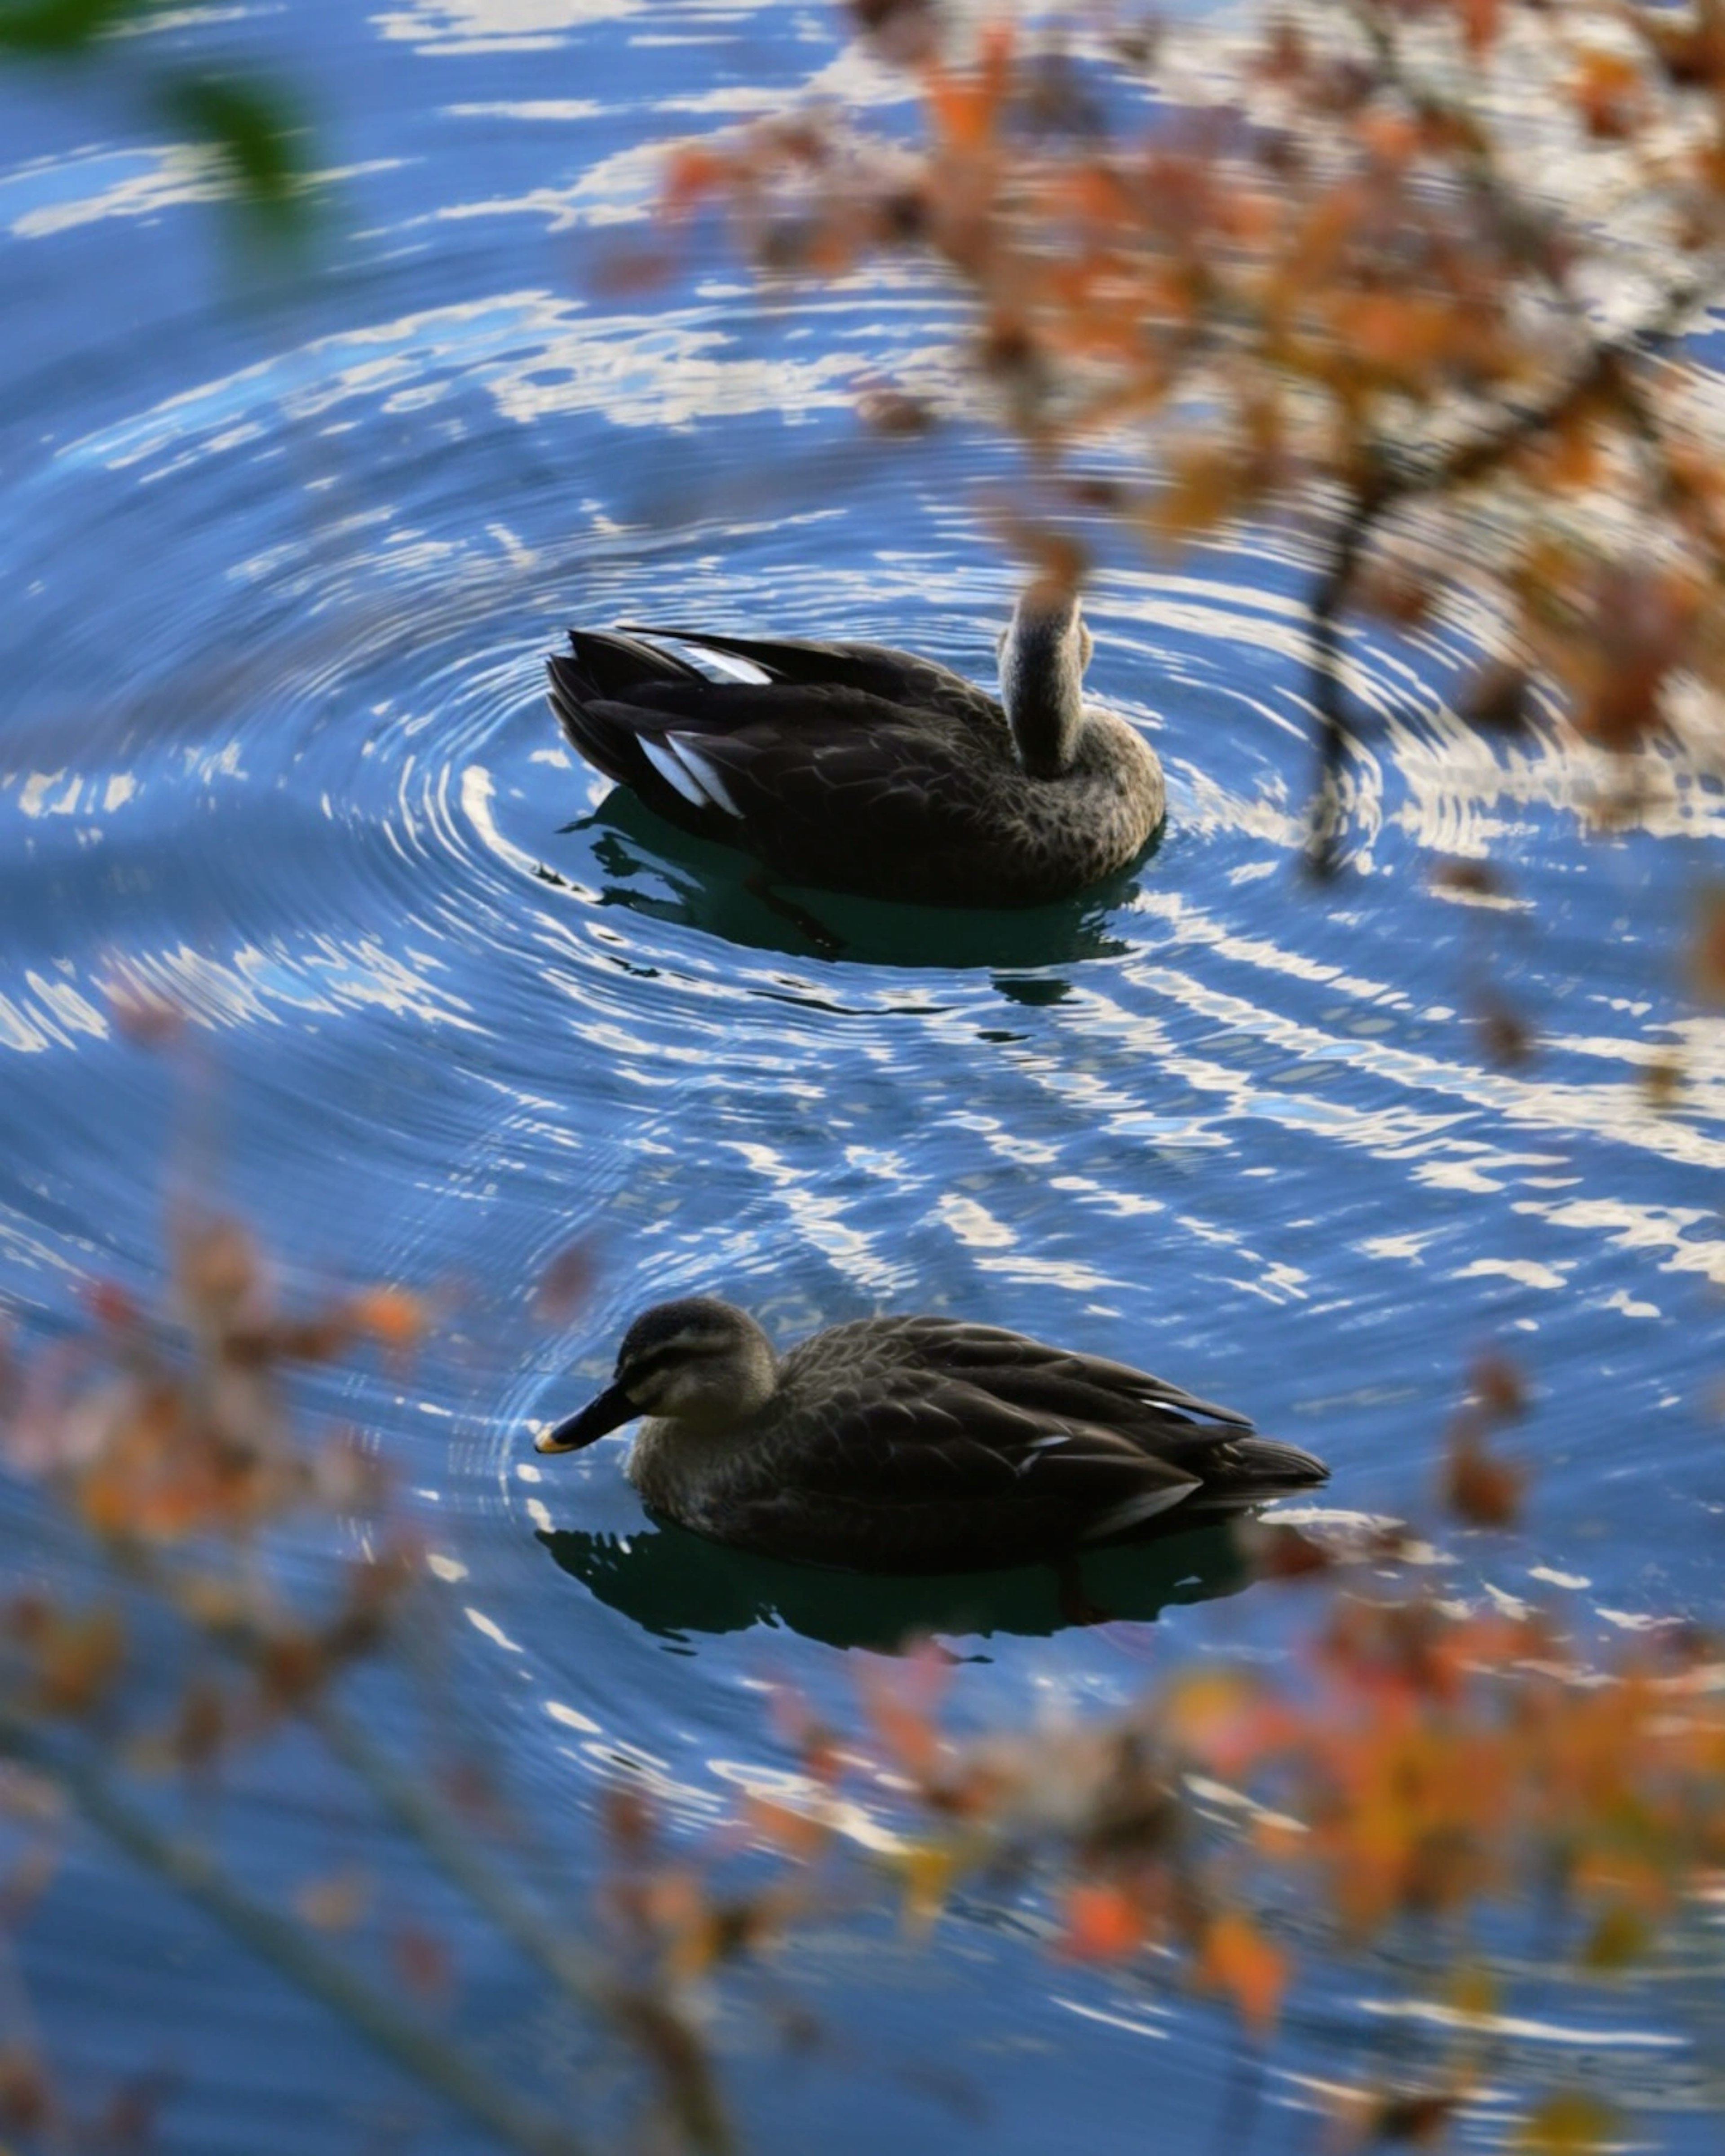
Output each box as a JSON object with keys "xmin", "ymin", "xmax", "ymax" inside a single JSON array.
[{"xmin": 3, "ymin": 2, "xmax": 1724, "ymax": 2149}]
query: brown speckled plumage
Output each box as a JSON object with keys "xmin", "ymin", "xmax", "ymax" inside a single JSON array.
[
  {"xmin": 534, "ymin": 1298, "xmax": 1328, "ymax": 1575},
  {"xmin": 545, "ymin": 589, "xmax": 1165, "ymax": 908}
]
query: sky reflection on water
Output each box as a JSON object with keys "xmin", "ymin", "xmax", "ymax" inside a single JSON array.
[{"xmin": 3, "ymin": 0, "xmax": 1725, "ymax": 2148}]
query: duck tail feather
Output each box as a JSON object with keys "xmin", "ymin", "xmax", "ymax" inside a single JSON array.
[
  {"xmin": 561, "ymin": 629, "xmax": 708, "ymax": 698},
  {"xmin": 546, "ymin": 655, "xmax": 641, "ymax": 785},
  {"xmin": 615, "ymin": 625, "xmax": 792, "ymax": 681},
  {"xmin": 1082, "ymin": 1476, "xmax": 1202, "ymax": 1541},
  {"xmin": 1203, "ymin": 1434, "xmax": 1330, "ymax": 1502}
]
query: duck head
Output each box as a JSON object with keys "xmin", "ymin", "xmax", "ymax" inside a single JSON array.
[
  {"xmin": 535, "ymin": 1295, "xmax": 777, "ymax": 1453},
  {"xmin": 998, "ymin": 581, "xmax": 1094, "ymax": 779}
]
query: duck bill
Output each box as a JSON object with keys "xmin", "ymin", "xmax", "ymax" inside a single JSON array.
[{"xmin": 534, "ymin": 1380, "xmax": 636, "ymax": 1455}]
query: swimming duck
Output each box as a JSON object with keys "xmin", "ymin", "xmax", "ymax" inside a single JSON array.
[
  {"xmin": 533, "ymin": 1297, "xmax": 1327, "ymax": 1575},
  {"xmin": 545, "ymin": 586, "xmax": 1165, "ymax": 908}
]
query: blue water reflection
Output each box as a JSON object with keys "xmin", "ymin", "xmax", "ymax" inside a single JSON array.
[{"xmin": 4, "ymin": 0, "xmax": 1724, "ymax": 2148}]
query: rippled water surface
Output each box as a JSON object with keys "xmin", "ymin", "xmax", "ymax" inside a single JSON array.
[{"xmin": 5, "ymin": 2, "xmax": 1725, "ymax": 2149}]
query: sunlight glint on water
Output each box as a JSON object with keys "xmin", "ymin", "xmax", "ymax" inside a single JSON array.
[{"xmin": 3, "ymin": 1, "xmax": 1723, "ymax": 2147}]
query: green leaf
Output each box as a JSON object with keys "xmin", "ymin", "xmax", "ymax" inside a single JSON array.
[
  {"xmin": 0, "ymin": 0, "xmax": 152, "ymax": 57},
  {"xmin": 154, "ymin": 72, "xmax": 310, "ymax": 242}
]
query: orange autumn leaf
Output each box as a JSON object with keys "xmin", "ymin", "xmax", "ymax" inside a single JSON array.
[
  {"xmin": 894, "ymin": 1839, "xmax": 958, "ymax": 1933},
  {"xmin": 1061, "ymin": 1882, "xmax": 1146, "ymax": 1961},
  {"xmin": 1573, "ymin": 49, "xmax": 1646, "ymax": 139},
  {"xmin": 82, "ymin": 1278, "xmax": 140, "ymax": 1333},
  {"xmin": 296, "ymin": 1869, "xmax": 373, "ymax": 1932},
  {"xmin": 390, "ymin": 1925, "xmax": 453, "ymax": 2001},
  {"xmin": 1326, "ymin": 293, "xmax": 1452, "ymax": 390},
  {"xmin": 1473, "ymin": 1353, "xmax": 1527, "ymax": 1419},
  {"xmin": 1579, "ymin": 1901, "xmax": 1649, "ymax": 1971},
  {"xmin": 1516, "ymin": 2090, "xmax": 1620, "ymax": 2154},
  {"xmin": 1160, "ymin": 1667, "xmax": 1265, "ymax": 1768},
  {"xmin": 1341, "ymin": 2088, "xmax": 1459, "ymax": 2145},
  {"xmin": 924, "ymin": 23, "xmax": 1013, "ymax": 154},
  {"xmin": 1458, "ymin": 0, "xmax": 1501, "ymax": 59},
  {"xmin": 533, "ymin": 1238, "xmax": 598, "ymax": 1322},
  {"xmin": 1153, "ymin": 443, "xmax": 1246, "ymax": 541},
  {"xmin": 176, "ymin": 1216, "xmax": 266, "ymax": 1325},
  {"xmin": 663, "ymin": 145, "xmax": 734, "ymax": 212},
  {"xmin": 27, "ymin": 1606, "xmax": 126, "ymax": 1718},
  {"xmin": 1692, "ymin": 886, "xmax": 1725, "ymax": 1002},
  {"xmin": 345, "ymin": 1286, "xmax": 428, "ymax": 1351},
  {"xmin": 1064, "ymin": 161, "xmax": 1134, "ymax": 226},
  {"xmin": 1431, "ymin": 858, "xmax": 1508, "ymax": 902},
  {"xmin": 107, "ymin": 980, "xmax": 186, "ymax": 1048},
  {"xmin": 743, "ymin": 1796, "xmax": 830, "ymax": 1861},
  {"xmin": 1358, "ymin": 109, "xmax": 1420, "ymax": 168},
  {"xmin": 1544, "ymin": 415, "xmax": 1602, "ymax": 492},
  {"xmin": 1645, "ymin": 1, "xmax": 1725, "ymax": 87},
  {"xmin": 859, "ymin": 1644, "xmax": 951, "ymax": 1780},
  {"xmin": 1196, "ymin": 1910, "xmax": 1287, "ymax": 2038}
]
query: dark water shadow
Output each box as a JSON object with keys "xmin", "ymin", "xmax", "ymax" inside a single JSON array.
[
  {"xmin": 542, "ymin": 789, "xmax": 1154, "ymax": 970},
  {"xmin": 537, "ymin": 1515, "xmax": 1253, "ymax": 1652}
]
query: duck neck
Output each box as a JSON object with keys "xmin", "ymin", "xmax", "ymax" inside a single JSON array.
[
  {"xmin": 664, "ymin": 1317, "xmax": 778, "ymax": 1435},
  {"xmin": 718, "ymin": 1320, "xmax": 778, "ymax": 1426},
  {"xmin": 1000, "ymin": 588, "xmax": 1091, "ymax": 779}
]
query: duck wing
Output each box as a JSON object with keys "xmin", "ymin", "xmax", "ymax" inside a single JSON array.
[
  {"xmin": 888, "ymin": 1318, "xmax": 1252, "ymax": 1436},
  {"xmin": 885, "ymin": 1318, "xmax": 1327, "ymax": 1505},
  {"xmin": 735, "ymin": 1363, "xmax": 1203, "ymax": 1573},
  {"xmin": 712, "ymin": 1319, "xmax": 1264, "ymax": 1573},
  {"xmin": 703, "ymin": 1321, "xmax": 1326, "ymax": 1574},
  {"xmin": 615, "ymin": 624, "xmax": 1000, "ymax": 725},
  {"xmin": 547, "ymin": 667, "xmax": 1019, "ymax": 889}
]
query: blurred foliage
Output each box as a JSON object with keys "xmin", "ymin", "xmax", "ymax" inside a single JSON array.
[
  {"xmin": 650, "ymin": 0, "xmax": 1725, "ymax": 867},
  {"xmin": 0, "ymin": 1183, "xmax": 725, "ymax": 2154},
  {"xmin": 2, "ymin": 1181, "xmax": 1721, "ymax": 2149},
  {"xmin": 0, "ymin": 0, "xmax": 310, "ymax": 246},
  {"xmin": 4, "ymin": 4, "xmax": 1725, "ymax": 2147}
]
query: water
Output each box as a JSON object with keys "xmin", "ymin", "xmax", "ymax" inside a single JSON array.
[{"xmin": 4, "ymin": 2, "xmax": 1724, "ymax": 2148}]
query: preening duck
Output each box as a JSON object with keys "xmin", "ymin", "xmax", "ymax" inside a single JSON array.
[
  {"xmin": 545, "ymin": 586, "xmax": 1165, "ymax": 908},
  {"xmin": 533, "ymin": 1297, "xmax": 1327, "ymax": 1575}
]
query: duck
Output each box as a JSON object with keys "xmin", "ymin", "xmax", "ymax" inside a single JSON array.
[
  {"xmin": 545, "ymin": 584, "xmax": 1165, "ymax": 908},
  {"xmin": 532, "ymin": 1297, "xmax": 1327, "ymax": 1575}
]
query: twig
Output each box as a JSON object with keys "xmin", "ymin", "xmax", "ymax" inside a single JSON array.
[
  {"xmin": 107, "ymin": 1539, "xmax": 623, "ymax": 2014},
  {"xmin": 307, "ymin": 1693, "xmax": 617, "ymax": 2015},
  {"xmin": 1303, "ymin": 470, "xmax": 1391, "ymax": 877},
  {"xmin": 0, "ymin": 1710, "xmax": 592, "ymax": 2156},
  {"xmin": 1301, "ymin": 261, "xmax": 1723, "ymax": 865}
]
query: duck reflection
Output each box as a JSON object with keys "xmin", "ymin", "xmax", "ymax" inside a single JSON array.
[
  {"xmin": 538, "ymin": 1515, "xmax": 1255, "ymax": 1652},
  {"xmin": 552, "ymin": 788, "xmax": 1146, "ymax": 969}
]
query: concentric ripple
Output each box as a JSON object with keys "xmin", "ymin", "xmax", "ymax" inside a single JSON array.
[{"xmin": 4, "ymin": 4, "xmax": 1725, "ymax": 2148}]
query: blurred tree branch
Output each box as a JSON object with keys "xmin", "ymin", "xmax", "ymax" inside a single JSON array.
[
  {"xmin": 0, "ymin": 1212, "xmax": 731, "ymax": 2152},
  {"xmin": 646, "ymin": 0, "xmax": 1725, "ymax": 863},
  {"xmin": 0, "ymin": 1707, "xmax": 593, "ymax": 2156}
]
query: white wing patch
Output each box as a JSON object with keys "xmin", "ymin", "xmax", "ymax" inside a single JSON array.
[
  {"xmin": 1081, "ymin": 1478, "xmax": 1199, "ymax": 1540},
  {"xmin": 669, "ymin": 735, "xmax": 742, "ymax": 815},
  {"xmin": 1013, "ymin": 1431, "xmax": 1069, "ymax": 1478},
  {"xmin": 639, "ymin": 735, "xmax": 706, "ymax": 808},
  {"xmin": 639, "ymin": 733, "xmax": 743, "ymax": 817}
]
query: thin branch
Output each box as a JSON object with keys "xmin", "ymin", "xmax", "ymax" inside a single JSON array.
[
  {"xmin": 308, "ymin": 1693, "xmax": 617, "ymax": 2015},
  {"xmin": 108, "ymin": 1538, "xmax": 624, "ymax": 2015},
  {"xmin": 1304, "ymin": 470, "xmax": 1392, "ymax": 876},
  {"xmin": 1301, "ymin": 261, "xmax": 1724, "ymax": 863},
  {"xmin": 0, "ymin": 1711, "xmax": 593, "ymax": 2156}
]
